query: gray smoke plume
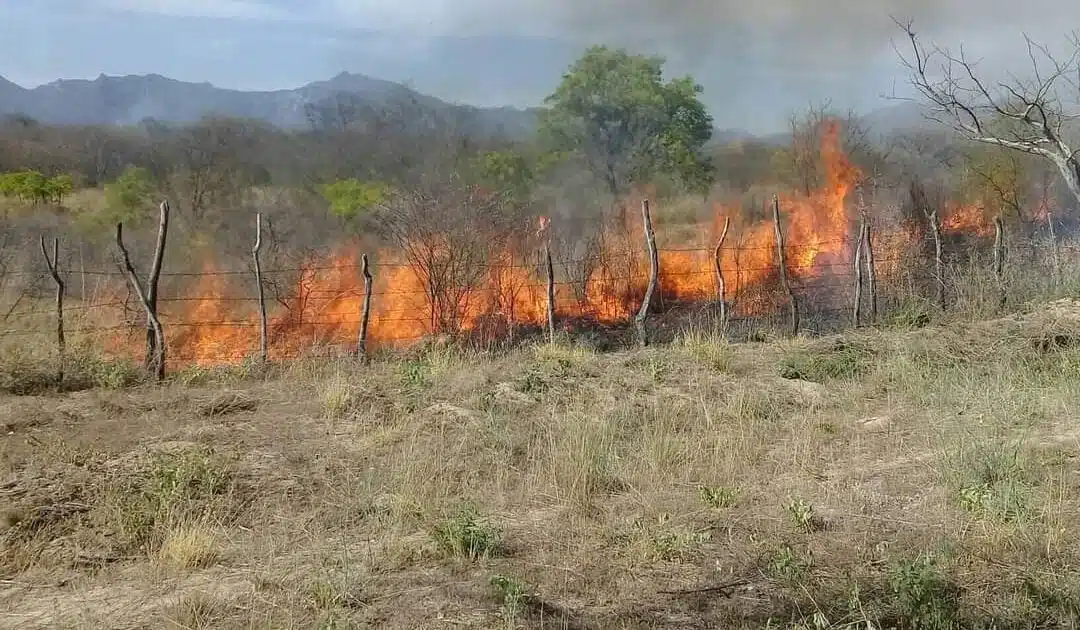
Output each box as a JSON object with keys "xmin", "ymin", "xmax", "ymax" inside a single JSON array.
[{"xmin": 441, "ymin": 0, "xmax": 1076, "ymax": 70}]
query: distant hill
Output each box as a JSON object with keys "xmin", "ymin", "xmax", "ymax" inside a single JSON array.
[
  {"xmin": 0, "ymin": 71, "xmax": 947, "ymax": 146},
  {"xmin": 0, "ymin": 72, "xmax": 541, "ymax": 138}
]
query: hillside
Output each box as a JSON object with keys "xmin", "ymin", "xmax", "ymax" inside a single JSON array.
[
  {"xmin": 0, "ymin": 72, "xmax": 540, "ymax": 138},
  {"xmin": 4, "ymin": 301, "xmax": 1080, "ymax": 628},
  {"xmin": 0, "ymin": 72, "xmax": 946, "ymax": 145}
]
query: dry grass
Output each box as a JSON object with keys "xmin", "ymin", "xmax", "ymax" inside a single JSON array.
[
  {"xmin": 157, "ymin": 522, "xmax": 221, "ymax": 569},
  {"xmin": 5, "ymin": 299, "xmax": 1080, "ymax": 628}
]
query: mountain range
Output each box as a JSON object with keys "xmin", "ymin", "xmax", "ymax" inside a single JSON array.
[
  {"xmin": 0, "ymin": 71, "xmax": 542, "ymax": 138},
  {"xmin": 0, "ymin": 71, "xmax": 932, "ymax": 142}
]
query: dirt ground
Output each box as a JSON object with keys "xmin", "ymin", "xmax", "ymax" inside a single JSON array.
[{"xmin": 5, "ymin": 301, "xmax": 1080, "ymax": 629}]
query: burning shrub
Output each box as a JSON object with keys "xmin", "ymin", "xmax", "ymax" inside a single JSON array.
[{"xmin": 368, "ymin": 181, "xmax": 531, "ymax": 337}]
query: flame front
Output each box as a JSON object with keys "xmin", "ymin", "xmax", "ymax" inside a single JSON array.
[{"xmin": 97, "ymin": 119, "xmax": 996, "ymax": 366}]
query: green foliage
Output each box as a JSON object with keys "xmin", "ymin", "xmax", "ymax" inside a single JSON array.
[
  {"xmin": 698, "ymin": 485, "xmax": 739, "ymax": 509},
  {"xmin": 952, "ymin": 444, "xmax": 1032, "ymax": 523},
  {"xmin": 769, "ymin": 544, "xmax": 812, "ymax": 585},
  {"xmin": 322, "ymin": 178, "xmax": 388, "ymax": 220},
  {"xmin": 0, "ymin": 170, "xmax": 73, "ymax": 204},
  {"xmin": 489, "ymin": 574, "xmax": 529, "ymax": 620},
  {"xmin": 114, "ymin": 447, "xmax": 235, "ymax": 553},
  {"xmin": 470, "ymin": 150, "xmax": 536, "ymax": 201},
  {"xmin": 432, "ymin": 505, "xmax": 502, "ymax": 560},
  {"xmin": 778, "ymin": 339, "xmax": 875, "ymax": 382},
  {"xmin": 103, "ymin": 166, "xmax": 155, "ymax": 224},
  {"xmin": 540, "ymin": 45, "xmax": 714, "ymax": 196},
  {"xmin": 888, "ymin": 554, "xmax": 960, "ymax": 630}
]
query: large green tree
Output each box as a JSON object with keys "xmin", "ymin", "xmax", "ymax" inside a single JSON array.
[{"xmin": 540, "ymin": 46, "xmax": 715, "ymax": 198}]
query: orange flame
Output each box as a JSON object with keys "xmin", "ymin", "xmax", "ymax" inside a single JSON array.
[{"xmin": 92, "ymin": 119, "xmax": 966, "ymax": 366}]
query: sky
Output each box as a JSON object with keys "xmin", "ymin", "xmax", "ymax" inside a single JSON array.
[{"xmin": 1, "ymin": 0, "xmax": 1079, "ymax": 133}]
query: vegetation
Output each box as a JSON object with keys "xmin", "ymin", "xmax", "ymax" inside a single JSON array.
[
  {"xmin": 3, "ymin": 27, "xmax": 1080, "ymax": 629},
  {"xmin": 540, "ymin": 46, "xmax": 715, "ymax": 197},
  {"xmin": 4, "ymin": 304, "xmax": 1080, "ymax": 627}
]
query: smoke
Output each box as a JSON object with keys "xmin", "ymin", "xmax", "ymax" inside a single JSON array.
[
  {"xmin": 322, "ymin": 0, "xmax": 1079, "ymax": 131},
  {"xmin": 430, "ymin": 0, "xmax": 1076, "ymax": 71}
]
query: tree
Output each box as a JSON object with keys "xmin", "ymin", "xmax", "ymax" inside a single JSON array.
[
  {"xmin": 322, "ymin": 178, "xmax": 389, "ymax": 220},
  {"xmin": 896, "ymin": 21, "xmax": 1080, "ymax": 209},
  {"xmin": 539, "ymin": 46, "xmax": 714, "ymax": 198},
  {"xmin": 104, "ymin": 166, "xmax": 156, "ymax": 224},
  {"xmin": 44, "ymin": 174, "xmax": 73, "ymax": 204},
  {"xmin": 470, "ymin": 150, "xmax": 536, "ymax": 202},
  {"xmin": 368, "ymin": 181, "xmax": 520, "ymax": 335}
]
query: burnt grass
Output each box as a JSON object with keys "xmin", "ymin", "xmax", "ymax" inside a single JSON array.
[{"xmin": 4, "ymin": 300, "xmax": 1080, "ymax": 628}]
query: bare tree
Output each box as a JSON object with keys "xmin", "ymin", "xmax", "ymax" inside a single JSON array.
[
  {"xmin": 370, "ymin": 182, "xmax": 521, "ymax": 336},
  {"xmin": 896, "ymin": 20, "xmax": 1080, "ymax": 208}
]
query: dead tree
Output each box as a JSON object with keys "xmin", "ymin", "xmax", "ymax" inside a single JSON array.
[
  {"xmin": 896, "ymin": 21, "xmax": 1080, "ymax": 208},
  {"xmin": 713, "ymin": 216, "xmax": 731, "ymax": 328},
  {"xmin": 772, "ymin": 195, "xmax": 800, "ymax": 337},
  {"xmin": 39, "ymin": 236, "xmax": 64, "ymax": 387},
  {"xmin": 994, "ymin": 215, "xmax": 1007, "ymax": 310},
  {"xmin": 357, "ymin": 254, "xmax": 373, "ymax": 359},
  {"xmin": 116, "ymin": 223, "xmax": 166, "ymax": 381},
  {"xmin": 853, "ymin": 222, "xmax": 866, "ymax": 328},
  {"xmin": 249, "ymin": 213, "xmax": 268, "ymax": 362},
  {"xmin": 634, "ymin": 199, "xmax": 659, "ymax": 347},
  {"xmin": 928, "ymin": 208, "xmax": 946, "ymax": 311},
  {"xmin": 143, "ymin": 201, "xmax": 169, "ymax": 370}
]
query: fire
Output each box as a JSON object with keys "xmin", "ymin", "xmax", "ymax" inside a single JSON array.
[
  {"xmin": 942, "ymin": 203, "xmax": 993, "ymax": 237},
  {"xmin": 92, "ymin": 118, "xmax": 977, "ymax": 367}
]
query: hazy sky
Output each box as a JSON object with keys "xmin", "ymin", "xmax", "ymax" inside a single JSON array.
[{"xmin": 2, "ymin": 0, "xmax": 1078, "ymax": 133}]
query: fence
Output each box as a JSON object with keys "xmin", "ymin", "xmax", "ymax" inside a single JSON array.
[{"xmin": 0, "ymin": 200, "xmax": 1074, "ymax": 381}]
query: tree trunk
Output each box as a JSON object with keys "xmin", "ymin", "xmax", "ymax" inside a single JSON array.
[
  {"xmin": 252, "ymin": 213, "xmax": 268, "ymax": 363},
  {"xmin": 357, "ymin": 254, "xmax": 373, "ymax": 360},
  {"xmin": 634, "ymin": 199, "xmax": 659, "ymax": 347},
  {"xmin": 772, "ymin": 195, "xmax": 800, "ymax": 337},
  {"xmin": 40, "ymin": 236, "xmax": 65, "ymax": 388},
  {"xmin": 144, "ymin": 201, "xmax": 169, "ymax": 371}
]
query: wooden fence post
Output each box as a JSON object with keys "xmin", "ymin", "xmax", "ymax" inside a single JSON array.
[
  {"xmin": 143, "ymin": 200, "xmax": 169, "ymax": 371},
  {"xmin": 545, "ymin": 243, "xmax": 556, "ymax": 344},
  {"xmin": 853, "ymin": 222, "xmax": 865, "ymax": 328},
  {"xmin": 39, "ymin": 236, "xmax": 65, "ymax": 387},
  {"xmin": 1048, "ymin": 212, "xmax": 1061, "ymax": 289},
  {"xmin": 357, "ymin": 254, "xmax": 373, "ymax": 359},
  {"xmin": 714, "ymin": 216, "xmax": 731, "ymax": 329},
  {"xmin": 994, "ymin": 215, "xmax": 1006, "ymax": 310},
  {"xmin": 634, "ymin": 198, "xmax": 659, "ymax": 347},
  {"xmin": 928, "ymin": 208, "xmax": 946, "ymax": 311},
  {"xmin": 116, "ymin": 223, "xmax": 166, "ymax": 381},
  {"xmin": 252, "ymin": 213, "xmax": 268, "ymax": 363},
  {"xmin": 772, "ymin": 195, "xmax": 800, "ymax": 337},
  {"xmin": 862, "ymin": 217, "xmax": 878, "ymax": 322}
]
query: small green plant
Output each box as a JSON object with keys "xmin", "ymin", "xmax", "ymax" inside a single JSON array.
[
  {"xmin": 516, "ymin": 370, "xmax": 549, "ymax": 394},
  {"xmin": 698, "ymin": 485, "xmax": 738, "ymax": 509},
  {"xmin": 887, "ymin": 298, "xmax": 933, "ymax": 330},
  {"xmin": 432, "ymin": 506, "xmax": 502, "ymax": 560},
  {"xmin": 490, "ymin": 574, "xmax": 529, "ymax": 621},
  {"xmin": 778, "ymin": 339, "xmax": 874, "ymax": 382},
  {"xmin": 114, "ymin": 447, "xmax": 235, "ymax": 554},
  {"xmin": 952, "ymin": 445, "xmax": 1031, "ymax": 523},
  {"xmin": 401, "ymin": 360, "xmax": 429, "ymax": 387},
  {"xmin": 676, "ymin": 327, "xmax": 735, "ymax": 372},
  {"xmin": 769, "ymin": 544, "xmax": 812, "ymax": 585},
  {"xmin": 888, "ymin": 553, "xmax": 960, "ymax": 630},
  {"xmin": 786, "ymin": 497, "xmax": 822, "ymax": 533},
  {"xmin": 649, "ymin": 530, "xmax": 710, "ymax": 561}
]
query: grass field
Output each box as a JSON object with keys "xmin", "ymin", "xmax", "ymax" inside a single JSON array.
[{"xmin": 4, "ymin": 300, "xmax": 1080, "ymax": 629}]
